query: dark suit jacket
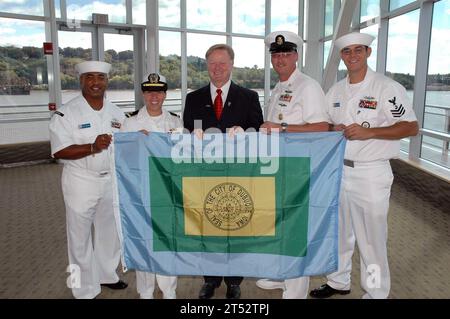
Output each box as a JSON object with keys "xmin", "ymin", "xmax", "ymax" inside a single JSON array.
[{"xmin": 183, "ymin": 81, "xmax": 264, "ymax": 133}]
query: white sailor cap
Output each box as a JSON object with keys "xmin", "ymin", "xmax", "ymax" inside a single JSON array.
[
  {"xmin": 75, "ymin": 61, "xmax": 111, "ymax": 75},
  {"xmin": 265, "ymin": 31, "xmax": 303, "ymax": 53},
  {"xmin": 335, "ymin": 32, "xmax": 375, "ymax": 50}
]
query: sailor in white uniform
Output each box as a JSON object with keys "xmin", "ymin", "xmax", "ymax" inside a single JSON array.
[
  {"xmin": 256, "ymin": 31, "xmax": 330, "ymax": 299},
  {"xmin": 310, "ymin": 32, "xmax": 419, "ymax": 299},
  {"xmin": 260, "ymin": 31, "xmax": 329, "ymax": 134},
  {"xmin": 121, "ymin": 73, "xmax": 182, "ymax": 299},
  {"xmin": 49, "ymin": 61, "xmax": 127, "ymax": 299}
]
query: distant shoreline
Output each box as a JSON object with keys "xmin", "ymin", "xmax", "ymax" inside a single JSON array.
[{"xmin": 426, "ymin": 85, "xmax": 450, "ymax": 91}]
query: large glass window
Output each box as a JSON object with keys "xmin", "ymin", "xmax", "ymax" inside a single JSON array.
[
  {"xmin": 232, "ymin": 0, "xmax": 265, "ymax": 36},
  {"xmin": 271, "ymin": 0, "xmax": 298, "ymax": 33},
  {"xmin": 390, "ymin": 0, "xmax": 415, "ymax": 11},
  {"xmin": 423, "ymin": 0, "xmax": 450, "ymax": 168},
  {"xmin": 66, "ymin": 0, "xmax": 126, "ymax": 23},
  {"xmin": 363, "ymin": 24, "xmax": 378, "ymax": 71},
  {"xmin": 324, "ymin": 0, "xmax": 335, "ymax": 37},
  {"xmin": 0, "ymin": 17, "xmax": 48, "ymax": 145},
  {"xmin": 186, "ymin": 0, "xmax": 226, "ymax": 32},
  {"xmin": 360, "ymin": 0, "xmax": 380, "ymax": 22},
  {"xmin": 232, "ymin": 37, "xmax": 265, "ymax": 104},
  {"xmin": 386, "ymin": 9, "xmax": 420, "ymax": 153},
  {"xmin": 159, "ymin": 0, "xmax": 180, "ymax": 28},
  {"xmin": 0, "ymin": 18, "xmax": 48, "ymax": 107},
  {"xmin": 323, "ymin": 40, "xmax": 331, "ymax": 72},
  {"xmin": 186, "ymin": 33, "xmax": 226, "ymax": 91},
  {"xmin": 58, "ymin": 31, "xmax": 92, "ymax": 104},
  {"xmin": 0, "ymin": 0, "xmax": 44, "ymax": 16},
  {"xmin": 159, "ymin": 31, "xmax": 181, "ymax": 112},
  {"xmin": 133, "ymin": 0, "xmax": 146, "ymax": 25},
  {"xmin": 104, "ymin": 33, "xmax": 134, "ymax": 109},
  {"xmin": 55, "ymin": 0, "xmax": 61, "ymax": 18}
]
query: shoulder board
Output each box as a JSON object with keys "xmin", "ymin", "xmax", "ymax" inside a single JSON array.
[
  {"xmin": 169, "ymin": 111, "xmax": 180, "ymax": 118},
  {"xmin": 125, "ymin": 110, "xmax": 139, "ymax": 118},
  {"xmin": 53, "ymin": 111, "xmax": 64, "ymax": 117}
]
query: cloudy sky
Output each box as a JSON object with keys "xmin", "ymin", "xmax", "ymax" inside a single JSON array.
[{"xmin": 0, "ymin": 0, "xmax": 449, "ymax": 74}]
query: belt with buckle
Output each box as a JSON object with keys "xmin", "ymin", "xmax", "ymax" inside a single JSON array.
[{"xmin": 343, "ymin": 159, "xmax": 354, "ymax": 168}]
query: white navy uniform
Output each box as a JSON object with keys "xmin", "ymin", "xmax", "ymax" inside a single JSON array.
[
  {"xmin": 49, "ymin": 94, "xmax": 125, "ymax": 299},
  {"xmin": 121, "ymin": 106, "xmax": 182, "ymax": 299},
  {"xmin": 121, "ymin": 107, "xmax": 183, "ymax": 134},
  {"xmin": 263, "ymin": 68, "xmax": 329, "ymax": 299},
  {"xmin": 266, "ymin": 68, "xmax": 329, "ymax": 125},
  {"xmin": 325, "ymin": 67, "xmax": 417, "ymax": 299}
]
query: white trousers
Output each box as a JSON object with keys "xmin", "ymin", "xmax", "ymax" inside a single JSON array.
[
  {"xmin": 327, "ymin": 161, "xmax": 393, "ymax": 299},
  {"xmin": 62, "ymin": 167, "xmax": 121, "ymax": 299},
  {"xmin": 283, "ymin": 277, "xmax": 310, "ymax": 299},
  {"xmin": 136, "ymin": 271, "xmax": 177, "ymax": 299},
  {"xmin": 257, "ymin": 277, "xmax": 309, "ymax": 299}
]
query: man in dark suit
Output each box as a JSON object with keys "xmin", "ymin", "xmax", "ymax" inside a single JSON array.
[{"xmin": 183, "ymin": 44, "xmax": 264, "ymax": 299}]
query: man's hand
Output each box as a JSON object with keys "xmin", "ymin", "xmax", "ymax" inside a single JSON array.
[
  {"xmin": 344, "ymin": 123, "xmax": 374, "ymax": 140},
  {"xmin": 193, "ymin": 128, "xmax": 204, "ymax": 140},
  {"xmin": 260, "ymin": 121, "xmax": 281, "ymax": 135},
  {"xmin": 332, "ymin": 124, "xmax": 346, "ymax": 131},
  {"xmin": 93, "ymin": 134, "xmax": 112, "ymax": 152},
  {"xmin": 139, "ymin": 129, "xmax": 150, "ymax": 135}
]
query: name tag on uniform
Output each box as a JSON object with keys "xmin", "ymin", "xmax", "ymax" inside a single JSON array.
[
  {"xmin": 111, "ymin": 119, "xmax": 121, "ymax": 129},
  {"xmin": 78, "ymin": 123, "xmax": 91, "ymax": 129},
  {"xmin": 333, "ymin": 102, "xmax": 340, "ymax": 108}
]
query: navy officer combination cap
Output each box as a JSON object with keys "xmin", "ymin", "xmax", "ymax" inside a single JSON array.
[
  {"xmin": 141, "ymin": 73, "xmax": 168, "ymax": 92},
  {"xmin": 265, "ymin": 31, "xmax": 304, "ymax": 53}
]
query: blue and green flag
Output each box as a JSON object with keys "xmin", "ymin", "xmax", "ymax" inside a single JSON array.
[{"xmin": 112, "ymin": 132, "xmax": 345, "ymax": 279}]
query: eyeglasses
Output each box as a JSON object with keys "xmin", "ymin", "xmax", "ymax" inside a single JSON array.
[
  {"xmin": 341, "ymin": 46, "xmax": 367, "ymax": 56},
  {"xmin": 271, "ymin": 52, "xmax": 296, "ymax": 59}
]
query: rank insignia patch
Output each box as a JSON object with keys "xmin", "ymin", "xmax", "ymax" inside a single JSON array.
[{"xmin": 388, "ymin": 97, "xmax": 405, "ymax": 118}]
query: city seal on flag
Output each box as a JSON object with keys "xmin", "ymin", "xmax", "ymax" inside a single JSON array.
[{"xmin": 204, "ymin": 182, "xmax": 254, "ymax": 231}]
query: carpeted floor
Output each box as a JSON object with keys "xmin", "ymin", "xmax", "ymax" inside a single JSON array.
[{"xmin": 0, "ymin": 160, "xmax": 448, "ymax": 299}]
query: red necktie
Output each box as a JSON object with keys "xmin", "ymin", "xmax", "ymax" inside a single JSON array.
[{"xmin": 214, "ymin": 88, "xmax": 223, "ymax": 120}]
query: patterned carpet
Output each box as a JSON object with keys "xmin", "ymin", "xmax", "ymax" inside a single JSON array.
[{"xmin": 0, "ymin": 160, "xmax": 448, "ymax": 299}]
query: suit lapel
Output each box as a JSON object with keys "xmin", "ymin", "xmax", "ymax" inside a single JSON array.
[
  {"xmin": 222, "ymin": 81, "xmax": 236, "ymax": 119},
  {"xmin": 200, "ymin": 84, "xmax": 214, "ymax": 117},
  {"xmin": 205, "ymin": 84, "xmax": 214, "ymax": 108}
]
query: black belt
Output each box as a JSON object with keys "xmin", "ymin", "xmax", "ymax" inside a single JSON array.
[{"xmin": 343, "ymin": 159, "xmax": 354, "ymax": 168}]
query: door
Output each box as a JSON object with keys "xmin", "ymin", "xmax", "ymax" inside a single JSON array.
[{"xmin": 58, "ymin": 24, "xmax": 144, "ymax": 112}]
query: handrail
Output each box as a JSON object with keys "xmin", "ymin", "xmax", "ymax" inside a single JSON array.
[{"xmin": 420, "ymin": 128, "xmax": 450, "ymax": 141}]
